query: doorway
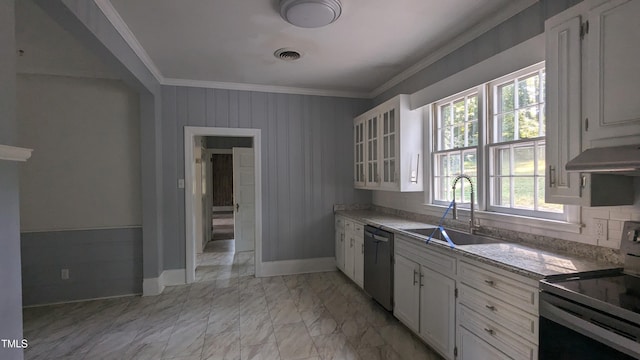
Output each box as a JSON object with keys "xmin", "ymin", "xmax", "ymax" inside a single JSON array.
[{"xmin": 184, "ymin": 127, "xmax": 262, "ymax": 283}]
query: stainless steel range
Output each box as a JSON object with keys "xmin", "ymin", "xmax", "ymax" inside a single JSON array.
[{"xmin": 539, "ymin": 221, "xmax": 640, "ymax": 359}]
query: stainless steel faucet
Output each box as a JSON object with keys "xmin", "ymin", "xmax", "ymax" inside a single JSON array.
[{"xmin": 451, "ymin": 174, "xmax": 479, "ymax": 234}]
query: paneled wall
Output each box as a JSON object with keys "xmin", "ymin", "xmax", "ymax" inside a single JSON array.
[
  {"xmin": 0, "ymin": 2, "xmax": 23, "ymax": 359},
  {"xmin": 162, "ymin": 86, "xmax": 371, "ymax": 266}
]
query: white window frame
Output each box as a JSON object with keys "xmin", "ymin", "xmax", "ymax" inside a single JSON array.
[
  {"xmin": 431, "ymin": 87, "xmax": 484, "ymax": 208},
  {"xmin": 427, "ymin": 62, "xmax": 569, "ymax": 222},
  {"xmin": 486, "ymin": 64, "xmax": 565, "ymax": 221}
]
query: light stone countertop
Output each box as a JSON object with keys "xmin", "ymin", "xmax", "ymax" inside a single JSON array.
[{"xmin": 336, "ymin": 209, "xmax": 620, "ymax": 280}]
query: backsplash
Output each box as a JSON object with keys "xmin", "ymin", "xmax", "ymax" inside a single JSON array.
[{"xmin": 366, "ymin": 198, "xmax": 625, "ymax": 265}]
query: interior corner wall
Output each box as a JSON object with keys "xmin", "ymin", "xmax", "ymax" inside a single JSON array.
[
  {"xmin": 161, "ymin": 87, "xmax": 372, "ymax": 267},
  {"xmin": 0, "ymin": 1, "xmax": 24, "ymax": 359},
  {"xmin": 373, "ymin": 0, "xmax": 583, "ymax": 105},
  {"xmin": 17, "ymin": 74, "xmax": 143, "ymax": 305},
  {"xmin": 33, "ymin": 0, "xmax": 165, "ymax": 282}
]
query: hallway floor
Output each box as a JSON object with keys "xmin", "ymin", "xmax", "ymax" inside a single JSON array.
[{"xmin": 22, "ymin": 244, "xmax": 442, "ymax": 360}]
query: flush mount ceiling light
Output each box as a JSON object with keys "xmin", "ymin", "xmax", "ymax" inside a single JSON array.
[{"xmin": 280, "ymin": 0, "xmax": 342, "ymax": 28}]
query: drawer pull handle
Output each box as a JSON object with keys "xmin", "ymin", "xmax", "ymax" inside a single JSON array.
[
  {"xmin": 485, "ymin": 305, "xmax": 496, "ymax": 311},
  {"xmin": 413, "ymin": 270, "xmax": 418, "ymax": 286},
  {"xmin": 484, "ymin": 328, "xmax": 495, "ymax": 336},
  {"xmin": 484, "ymin": 280, "xmax": 495, "ymax": 286}
]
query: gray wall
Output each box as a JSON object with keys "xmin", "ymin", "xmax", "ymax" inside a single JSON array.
[
  {"xmin": 34, "ymin": 0, "xmax": 165, "ymax": 280},
  {"xmin": 162, "ymin": 86, "xmax": 372, "ymax": 266},
  {"xmin": 374, "ymin": 0, "xmax": 583, "ymax": 104},
  {"xmin": 206, "ymin": 136, "xmax": 253, "ymax": 149},
  {"xmin": 21, "ymin": 229, "xmax": 142, "ymax": 305},
  {"xmin": 17, "ymin": 74, "xmax": 142, "ymax": 231},
  {"xmin": 0, "ymin": 1, "xmax": 24, "ymax": 359}
]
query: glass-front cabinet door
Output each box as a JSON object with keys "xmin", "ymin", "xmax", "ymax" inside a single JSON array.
[
  {"xmin": 354, "ymin": 118, "xmax": 366, "ymax": 187},
  {"xmin": 381, "ymin": 108, "xmax": 398, "ymax": 189},
  {"xmin": 366, "ymin": 114, "xmax": 380, "ymax": 187}
]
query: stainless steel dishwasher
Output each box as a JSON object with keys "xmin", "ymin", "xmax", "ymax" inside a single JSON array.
[{"xmin": 364, "ymin": 225, "xmax": 393, "ymax": 311}]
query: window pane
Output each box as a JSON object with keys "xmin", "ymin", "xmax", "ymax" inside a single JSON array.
[
  {"xmin": 449, "ymin": 153, "xmax": 461, "ymax": 177},
  {"xmin": 540, "ymin": 104, "xmax": 546, "ymax": 136},
  {"xmin": 518, "ymin": 73, "xmax": 540, "ymax": 107},
  {"xmin": 454, "ymin": 99, "xmax": 465, "ymax": 124},
  {"xmin": 468, "ymin": 95, "xmax": 478, "ymax": 120},
  {"xmin": 497, "ymin": 148, "xmax": 510, "ymax": 176},
  {"xmin": 390, "ymin": 160, "xmax": 395, "ymax": 182},
  {"xmin": 390, "ymin": 110, "xmax": 395, "ymax": 132},
  {"xmin": 467, "ymin": 120, "xmax": 478, "ymax": 146},
  {"xmin": 494, "ymin": 177, "xmax": 510, "ymax": 206},
  {"xmin": 384, "ymin": 136, "xmax": 389, "ymax": 158},
  {"xmin": 514, "ymin": 146, "xmax": 534, "ymax": 175},
  {"xmin": 514, "ymin": 177, "xmax": 535, "ymax": 209},
  {"xmin": 498, "ymin": 82, "xmax": 514, "ymax": 113},
  {"xmin": 537, "ymin": 145, "xmax": 545, "ymax": 175},
  {"xmin": 518, "ymin": 106, "xmax": 540, "ymax": 139},
  {"xmin": 463, "ymin": 151, "xmax": 476, "ymax": 175},
  {"xmin": 441, "ymin": 104, "xmax": 451, "ymax": 126},
  {"xmin": 384, "ymin": 113, "xmax": 388, "ymax": 133},
  {"xmin": 454, "ymin": 124, "xmax": 465, "ymax": 148},
  {"xmin": 497, "ymin": 113, "xmax": 515, "ymax": 142}
]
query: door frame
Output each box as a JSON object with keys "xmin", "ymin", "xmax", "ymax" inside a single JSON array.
[{"xmin": 184, "ymin": 126, "xmax": 262, "ymax": 283}]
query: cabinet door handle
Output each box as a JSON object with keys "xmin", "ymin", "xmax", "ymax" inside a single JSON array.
[
  {"xmin": 340, "ymin": 234, "xmax": 344, "ymax": 242},
  {"xmin": 484, "ymin": 328, "xmax": 495, "ymax": 336},
  {"xmin": 361, "ymin": 243, "xmax": 364, "ymax": 254},
  {"xmin": 485, "ymin": 305, "xmax": 496, "ymax": 311},
  {"xmin": 484, "ymin": 279, "xmax": 495, "ymax": 286},
  {"xmin": 413, "ymin": 270, "xmax": 418, "ymax": 286},
  {"xmin": 351, "ymin": 239, "xmax": 354, "ymax": 248},
  {"xmin": 549, "ymin": 165, "xmax": 556, "ymax": 187},
  {"xmin": 420, "ymin": 273, "xmax": 425, "ymax": 287}
]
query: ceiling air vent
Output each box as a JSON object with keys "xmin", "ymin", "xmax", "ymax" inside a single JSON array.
[{"xmin": 274, "ymin": 48, "xmax": 302, "ymax": 61}]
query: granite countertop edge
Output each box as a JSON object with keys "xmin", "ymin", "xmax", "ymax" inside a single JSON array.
[{"xmin": 336, "ymin": 209, "xmax": 621, "ymax": 280}]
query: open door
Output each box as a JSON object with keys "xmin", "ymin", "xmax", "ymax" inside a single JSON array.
[{"xmin": 232, "ymin": 147, "xmax": 255, "ymax": 252}]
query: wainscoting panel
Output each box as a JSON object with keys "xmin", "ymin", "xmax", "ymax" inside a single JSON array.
[{"xmin": 21, "ymin": 227, "xmax": 142, "ymax": 306}]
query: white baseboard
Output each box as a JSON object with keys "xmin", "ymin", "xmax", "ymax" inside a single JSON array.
[
  {"xmin": 162, "ymin": 269, "xmax": 186, "ymax": 286},
  {"xmin": 142, "ymin": 276, "xmax": 163, "ymax": 296},
  {"xmin": 258, "ymin": 257, "xmax": 337, "ymax": 277},
  {"xmin": 142, "ymin": 269, "xmax": 186, "ymax": 296}
]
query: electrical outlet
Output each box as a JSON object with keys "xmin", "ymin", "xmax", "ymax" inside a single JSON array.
[
  {"xmin": 594, "ymin": 219, "xmax": 608, "ymax": 242},
  {"xmin": 61, "ymin": 268, "xmax": 69, "ymax": 280}
]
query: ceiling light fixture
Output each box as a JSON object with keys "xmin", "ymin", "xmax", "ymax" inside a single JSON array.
[{"xmin": 279, "ymin": 0, "xmax": 342, "ymax": 28}]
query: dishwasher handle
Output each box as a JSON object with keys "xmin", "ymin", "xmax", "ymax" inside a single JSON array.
[{"xmin": 365, "ymin": 232, "xmax": 389, "ymax": 242}]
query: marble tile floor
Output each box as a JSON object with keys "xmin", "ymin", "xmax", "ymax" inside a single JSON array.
[{"xmin": 23, "ymin": 244, "xmax": 442, "ymax": 360}]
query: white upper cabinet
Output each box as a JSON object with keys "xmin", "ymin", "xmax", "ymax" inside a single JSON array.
[
  {"xmin": 585, "ymin": 0, "xmax": 640, "ymax": 148},
  {"xmin": 354, "ymin": 95, "xmax": 423, "ymax": 192},
  {"xmin": 545, "ymin": 0, "xmax": 638, "ymax": 206},
  {"xmin": 545, "ymin": 7, "xmax": 584, "ymax": 205}
]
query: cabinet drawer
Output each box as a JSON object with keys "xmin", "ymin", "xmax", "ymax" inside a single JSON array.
[
  {"xmin": 458, "ymin": 326, "xmax": 511, "ymax": 360},
  {"xmin": 395, "ymin": 235, "xmax": 456, "ymax": 277},
  {"xmin": 344, "ymin": 219, "xmax": 353, "ymax": 233},
  {"xmin": 458, "ymin": 304, "xmax": 537, "ymax": 360},
  {"xmin": 458, "ymin": 261, "xmax": 538, "ymax": 314},
  {"xmin": 458, "ymin": 284, "xmax": 538, "ymax": 344}
]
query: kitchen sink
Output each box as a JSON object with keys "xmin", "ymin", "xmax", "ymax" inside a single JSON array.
[{"xmin": 404, "ymin": 227, "xmax": 502, "ymax": 246}]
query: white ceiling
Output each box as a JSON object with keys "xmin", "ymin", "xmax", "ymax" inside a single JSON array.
[{"xmin": 107, "ymin": 0, "xmax": 532, "ymax": 97}]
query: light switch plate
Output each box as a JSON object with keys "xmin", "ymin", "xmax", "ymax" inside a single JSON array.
[{"xmin": 178, "ymin": 179, "xmax": 185, "ymax": 189}]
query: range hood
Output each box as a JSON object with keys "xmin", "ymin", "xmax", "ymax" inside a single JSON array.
[{"xmin": 566, "ymin": 144, "xmax": 640, "ymax": 173}]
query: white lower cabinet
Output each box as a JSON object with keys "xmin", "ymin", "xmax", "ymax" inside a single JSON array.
[
  {"xmin": 420, "ymin": 267, "xmax": 456, "ymax": 359},
  {"xmin": 335, "ymin": 215, "xmax": 364, "ymax": 288},
  {"xmin": 394, "ymin": 235, "xmax": 456, "ymax": 359},
  {"xmin": 458, "ymin": 326, "xmax": 511, "ymax": 360},
  {"xmin": 457, "ymin": 259, "xmax": 539, "ymax": 360},
  {"xmin": 393, "ymin": 254, "xmax": 420, "ymax": 333}
]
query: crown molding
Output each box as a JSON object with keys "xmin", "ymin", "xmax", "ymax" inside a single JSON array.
[
  {"xmin": 94, "ymin": 0, "xmax": 164, "ymax": 83},
  {"xmin": 162, "ymin": 78, "xmax": 370, "ymax": 99},
  {"xmin": 0, "ymin": 145, "xmax": 33, "ymax": 162},
  {"xmin": 368, "ymin": 0, "xmax": 539, "ymax": 98}
]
